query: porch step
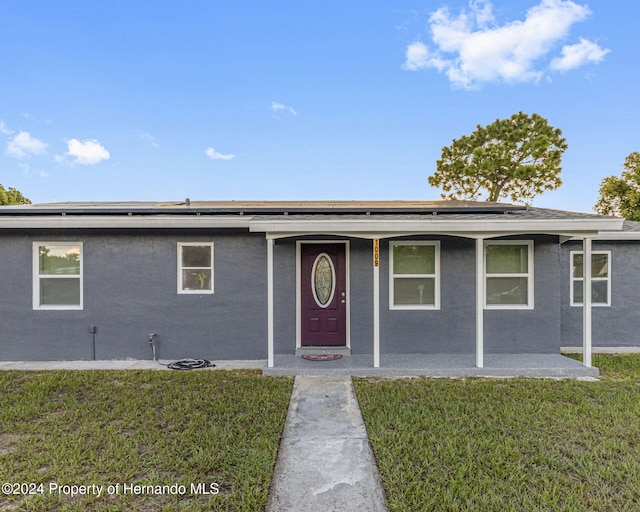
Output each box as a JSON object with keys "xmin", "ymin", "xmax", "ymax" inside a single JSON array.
[{"xmin": 295, "ymin": 346, "xmax": 351, "ymax": 356}]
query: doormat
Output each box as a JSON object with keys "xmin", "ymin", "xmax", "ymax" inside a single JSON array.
[{"xmin": 301, "ymin": 354, "xmax": 343, "ymax": 361}]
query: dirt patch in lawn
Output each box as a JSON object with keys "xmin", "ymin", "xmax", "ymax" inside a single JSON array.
[{"xmin": 0, "ymin": 433, "xmax": 23, "ymax": 455}]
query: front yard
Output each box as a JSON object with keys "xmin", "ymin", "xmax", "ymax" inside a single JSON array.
[
  {"xmin": 2, "ymin": 356, "xmax": 639, "ymax": 511},
  {"xmin": 354, "ymin": 354, "xmax": 640, "ymax": 511},
  {"xmin": 0, "ymin": 370, "xmax": 292, "ymax": 511}
]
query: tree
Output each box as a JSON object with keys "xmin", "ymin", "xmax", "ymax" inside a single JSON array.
[
  {"xmin": 594, "ymin": 152, "xmax": 640, "ymax": 220},
  {"xmin": 0, "ymin": 184, "xmax": 31, "ymax": 205},
  {"xmin": 429, "ymin": 112, "xmax": 568, "ymax": 203}
]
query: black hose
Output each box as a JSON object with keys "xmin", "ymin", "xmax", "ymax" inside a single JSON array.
[{"xmin": 165, "ymin": 358, "xmax": 215, "ymax": 370}]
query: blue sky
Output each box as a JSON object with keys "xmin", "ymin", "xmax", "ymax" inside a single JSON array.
[{"xmin": 0, "ymin": 0, "xmax": 637, "ymax": 213}]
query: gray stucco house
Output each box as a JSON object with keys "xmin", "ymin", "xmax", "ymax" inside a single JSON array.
[{"xmin": 0, "ymin": 199, "xmax": 637, "ymax": 375}]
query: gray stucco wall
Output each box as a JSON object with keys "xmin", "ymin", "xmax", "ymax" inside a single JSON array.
[
  {"xmin": 1, "ymin": 229, "xmax": 267, "ymax": 361},
  {"xmin": 379, "ymin": 236, "xmax": 476, "ymax": 354},
  {"xmin": 561, "ymin": 240, "xmax": 640, "ymax": 347},
  {"xmin": 484, "ymin": 235, "xmax": 561, "ymax": 353},
  {"xmin": 271, "ymin": 235, "xmax": 561, "ymax": 356},
  {"xmin": 1, "ymin": 229, "xmax": 566, "ymax": 361},
  {"xmin": 378, "ymin": 235, "xmax": 561, "ymax": 355}
]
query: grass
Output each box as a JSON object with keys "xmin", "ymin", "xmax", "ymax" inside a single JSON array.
[
  {"xmin": 0, "ymin": 370, "xmax": 292, "ymax": 511},
  {"xmin": 354, "ymin": 354, "xmax": 640, "ymax": 512}
]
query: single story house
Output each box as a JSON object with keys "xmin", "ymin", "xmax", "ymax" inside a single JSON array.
[{"xmin": 1, "ymin": 199, "xmax": 637, "ymax": 376}]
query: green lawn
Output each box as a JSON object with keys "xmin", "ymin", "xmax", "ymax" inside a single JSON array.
[
  {"xmin": 354, "ymin": 354, "xmax": 640, "ymax": 512},
  {"xmin": 0, "ymin": 370, "xmax": 292, "ymax": 512}
]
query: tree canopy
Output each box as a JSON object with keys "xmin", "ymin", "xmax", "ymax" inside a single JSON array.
[
  {"xmin": 594, "ymin": 152, "xmax": 640, "ymax": 221},
  {"xmin": 0, "ymin": 184, "xmax": 31, "ymax": 205},
  {"xmin": 429, "ymin": 112, "xmax": 568, "ymax": 203}
]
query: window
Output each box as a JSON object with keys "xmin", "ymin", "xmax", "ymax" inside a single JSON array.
[
  {"xmin": 389, "ymin": 241, "xmax": 440, "ymax": 309},
  {"xmin": 570, "ymin": 251, "xmax": 611, "ymax": 307},
  {"xmin": 485, "ymin": 240, "xmax": 533, "ymax": 309},
  {"xmin": 33, "ymin": 242, "xmax": 83, "ymax": 309},
  {"xmin": 178, "ymin": 243, "xmax": 214, "ymax": 293}
]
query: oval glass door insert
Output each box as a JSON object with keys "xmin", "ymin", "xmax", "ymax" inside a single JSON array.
[{"xmin": 312, "ymin": 253, "xmax": 336, "ymax": 308}]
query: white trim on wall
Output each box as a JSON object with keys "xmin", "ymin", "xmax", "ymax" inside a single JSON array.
[
  {"xmin": 484, "ymin": 240, "xmax": 534, "ymax": 310},
  {"xmin": 33, "ymin": 241, "xmax": 83, "ymax": 310},
  {"xmin": 295, "ymin": 240, "xmax": 350, "ymax": 350},
  {"xmin": 177, "ymin": 242, "xmax": 214, "ymax": 294},
  {"xmin": 570, "ymin": 250, "xmax": 611, "ymax": 307},
  {"xmin": 388, "ymin": 240, "xmax": 441, "ymax": 310}
]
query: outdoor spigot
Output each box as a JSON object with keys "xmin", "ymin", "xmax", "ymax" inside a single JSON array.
[{"xmin": 149, "ymin": 333, "xmax": 157, "ymax": 362}]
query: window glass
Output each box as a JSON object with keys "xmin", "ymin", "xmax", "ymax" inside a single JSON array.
[
  {"xmin": 393, "ymin": 278, "xmax": 435, "ymax": 305},
  {"xmin": 34, "ymin": 243, "xmax": 82, "ymax": 309},
  {"xmin": 39, "ymin": 246, "xmax": 81, "ymax": 275},
  {"xmin": 592, "ymin": 254, "xmax": 609, "ymax": 277},
  {"xmin": 484, "ymin": 241, "xmax": 532, "ymax": 308},
  {"xmin": 40, "ymin": 278, "xmax": 81, "ymax": 305},
  {"xmin": 571, "ymin": 251, "xmax": 610, "ymax": 306},
  {"xmin": 572, "ymin": 280, "xmax": 583, "ymax": 304},
  {"xmin": 178, "ymin": 243, "xmax": 214, "ymax": 293},
  {"xmin": 182, "ymin": 245, "xmax": 211, "ymax": 268},
  {"xmin": 572, "ymin": 253, "xmax": 583, "ymax": 278},
  {"xmin": 572, "ymin": 253, "xmax": 609, "ymax": 278},
  {"xmin": 486, "ymin": 277, "xmax": 528, "ymax": 305},
  {"xmin": 486, "ymin": 244, "xmax": 528, "ymax": 274},
  {"xmin": 393, "ymin": 245, "xmax": 435, "ymax": 274},
  {"xmin": 181, "ymin": 269, "xmax": 212, "ymax": 291},
  {"xmin": 390, "ymin": 242, "xmax": 439, "ymax": 309},
  {"xmin": 592, "ymin": 280, "xmax": 609, "ymax": 304}
]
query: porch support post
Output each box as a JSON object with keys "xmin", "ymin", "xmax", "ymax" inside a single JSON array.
[
  {"xmin": 373, "ymin": 238, "xmax": 380, "ymax": 368},
  {"xmin": 476, "ymin": 237, "xmax": 484, "ymax": 368},
  {"xmin": 583, "ymin": 236, "xmax": 592, "ymax": 367},
  {"xmin": 267, "ymin": 237, "xmax": 274, "ymax": 368}
]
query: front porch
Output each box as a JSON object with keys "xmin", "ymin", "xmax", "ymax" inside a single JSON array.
[{"xmin": 262, "ymin": 353, "xmax": 598, "ymax": 378}]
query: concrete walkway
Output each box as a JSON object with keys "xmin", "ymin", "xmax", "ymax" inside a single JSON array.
[{"xmin": 266, "ymin": 376, "xmax": 388, "ymax": 512}]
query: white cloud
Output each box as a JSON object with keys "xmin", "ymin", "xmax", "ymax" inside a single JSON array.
[
  {"xmin": 205, "ymin": 147, "xmax": 235, "ymax": 161},
  {"xmin": 0, "ymin": 120, "xmax": 13, "ymax": 135},
  {"xmin": 404, "ymin": 0, "xmax": 609, "ymax": 88},
  {"xmin": 64, "ymin": 138, "xmax": 110, "ymax": 165},
  {"xmin": 138, "ymin": 131, "xmax": 159, "ymax": 148},
  {"xmin": 404, "ymin": 42, "xmax": 449, "ymax": 72},
  {"xmin": 550, "ymin": 37, "xmax": 610, "ymax": 71},
  {"xmin": 17, "ymin": 162, "xmax": 48, "ymax": 178},
  {"xmin": 6, "ymin": 131, "xmax": 47, "ymax": 158},
  {"xmin": 271, "ymin": 101, "xmax": 298, "ymax": 116}
]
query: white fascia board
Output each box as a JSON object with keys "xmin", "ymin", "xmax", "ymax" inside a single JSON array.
[
  {"xmin": 569, "ymin": 231, "xmax": 640, "ymax": 241},
  {"xmin": 0, "ymin": 215, "xmax": 252, "ymax": 229},
  {"xmin": 250, "ymin": 217, "xmax": 622, "ymax": 237}
]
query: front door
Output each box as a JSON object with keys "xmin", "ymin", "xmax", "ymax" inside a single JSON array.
[{"xmin": 301, "ymin": 243, "xmax": 347, "ymax": 346}]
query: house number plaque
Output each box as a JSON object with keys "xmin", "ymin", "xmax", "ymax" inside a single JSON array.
[{"xmin": 374, "ymin": 239, "xmax": 379, "ymax": 267}]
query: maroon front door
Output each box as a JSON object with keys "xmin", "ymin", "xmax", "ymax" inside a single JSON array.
[{"xmin": 301, "ymin": 243, "xmax": 347, "ymax": 346}]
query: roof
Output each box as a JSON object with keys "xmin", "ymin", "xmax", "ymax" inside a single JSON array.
[
  {"xmin": 584, "ymin": 219, "xmax": 640, "ymax": 240},
  {"xmin": 1, "ymin": 199, "xmax": 525, "ymax": 215},
  {"xmin": 0, "ymin": 199, "xmax": 624, "ymax": 238}
]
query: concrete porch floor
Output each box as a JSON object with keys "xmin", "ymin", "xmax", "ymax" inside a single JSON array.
[{"xmin": 262, "ymin": 353, "xmax": 599, "ymax": 378}]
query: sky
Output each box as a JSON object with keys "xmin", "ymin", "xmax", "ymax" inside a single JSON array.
[{"xmin": 0, "ymin": 0, "xmax": 638, "ymax": 213}]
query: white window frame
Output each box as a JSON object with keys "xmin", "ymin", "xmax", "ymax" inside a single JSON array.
[
  {"xmin": 33, "ymin": 242, "xmax": 83, "ymax": 310},
  {"xmin": 484, "ymin": 240, "xmax": 534, "ymax": 310},
  {"xmin": 570, "ymin": 250, "xmax": 611, "ymax": 307},
  {"xmin": 389, "ymin": 241, "xmax": 440, "ymax": 310},
  {"xmin": 177, "ymin": 242, "xmax": 214, "ymax": 294}
]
